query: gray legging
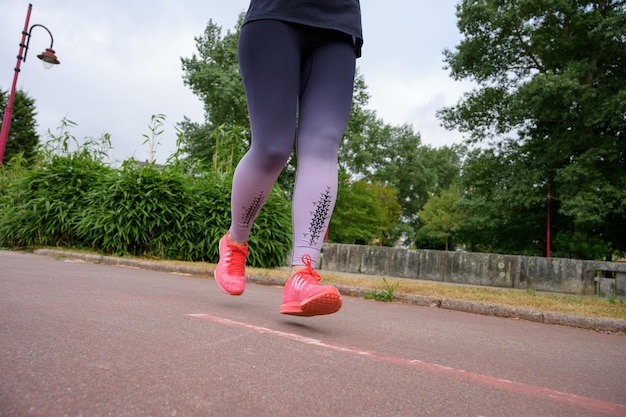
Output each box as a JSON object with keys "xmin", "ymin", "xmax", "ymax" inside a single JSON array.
[{"xmin": 229, "ymin": 19, "xmax": 357, "ymax": 267}]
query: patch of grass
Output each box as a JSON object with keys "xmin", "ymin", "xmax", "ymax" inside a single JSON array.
[{"xmin": 364, "ymin": 278, "xmax": 399, "ymax": 302}]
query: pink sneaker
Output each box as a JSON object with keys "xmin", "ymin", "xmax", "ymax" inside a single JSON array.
[
  {"xmin": 280, "ymin": 254, "xmax": 342, "ymax": 317},
  {"xmin": 215, "ymin": 232, "xmax": 249, "ymax": 296}
]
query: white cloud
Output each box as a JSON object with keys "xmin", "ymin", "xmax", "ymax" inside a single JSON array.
[{"xmin": 364, "ymin": 70, "xmax": 473, "ymax": 146}]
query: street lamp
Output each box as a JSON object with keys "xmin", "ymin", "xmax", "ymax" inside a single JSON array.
[
  {"xmin": 546, "ymin": 182, "xmax": 552, "ymax": 258},
  {"xmin": 0, "ymin": 3, "xmax": 60, "ymax": 165}
]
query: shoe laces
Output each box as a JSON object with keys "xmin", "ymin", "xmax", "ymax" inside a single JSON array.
[
  {"xmin": 225, "ymin": 242, "xmax": 248, "ymax": 274},
  {"xmin": 296, "ymin": 254, "xmax": 321, "ymax": 282}
]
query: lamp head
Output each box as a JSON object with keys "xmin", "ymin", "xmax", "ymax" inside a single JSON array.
[{"xmin": 37, "ymin": 48, "xmax": 60, "ymax": 69}]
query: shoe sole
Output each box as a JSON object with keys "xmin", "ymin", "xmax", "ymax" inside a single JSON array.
[
  {"xmin": 280, "ymin": 288, "xmax": 342, "ymax": 317},
  {"xmin": 214, "ymin": 235, "xmax": 245, "ymax": 296},
  {"xmin": 214, "ymin": 271, "xmax": 245, "ymax": 296}
]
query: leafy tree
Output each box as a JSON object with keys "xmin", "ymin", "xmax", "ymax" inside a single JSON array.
[
  {"xmin": 330, "ymin": 179, "xmax": 399, "ymax": 244},
  {"xmin": 338, "ymin": 69, "xmax": 380, "ymax": 179},
  {"xmin": 0, "ymin": 88, "xmax": 39, "ymax": 163},
  {"xmin": 457, "ymin": 146, "xmax": 548, "ymax": 255},
  {"xmin": 178, "ymin": 14, "xmax": 255, "ymax": 181},
  {"xmin": 376, "ymin": 131, "xmax": 463, "ymax": 246},
  {"xmin": 175, "ymin": 118, "xmax": 216, "ymax": 166},
  {"xmin": 439, "ymin": 0, "xmax": 626, "ymax": 258},
  {"xmin": 418, "ymin": 186, "xmax": 467, "ymax": 251},
  {"xmin": 181, "ymin": 14, "xmax": 248, "ymax": 129},
  {"xmin": 340, "ymin": 110, "xmax": 464, "ymax": 246}
]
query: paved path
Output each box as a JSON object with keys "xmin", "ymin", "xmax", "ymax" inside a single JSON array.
[{"xmin": 1, "ymin": 250, "xmax": 625, "ymax": 417}]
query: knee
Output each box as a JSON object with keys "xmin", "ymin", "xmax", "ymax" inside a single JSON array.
[
  {"xmin": 251, "ymin": 144, "xmax": 292, "ymax": 171},
  {"xmin": 298, "ymin": 126, "xmax": 343, "ymax": 158}
]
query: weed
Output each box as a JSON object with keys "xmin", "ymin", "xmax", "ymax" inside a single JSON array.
[
  {"xmin": 364, "ymin": 278, "xmax": 399, "ymax": 302},
  {"xmin": 142, "ymin": 114, "xmax": 165, "ymax": 164}
]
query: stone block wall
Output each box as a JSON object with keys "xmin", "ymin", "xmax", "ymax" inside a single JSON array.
[{"xmin": 320, "ymin": 244, "xmax": 620, "ymax": 296}]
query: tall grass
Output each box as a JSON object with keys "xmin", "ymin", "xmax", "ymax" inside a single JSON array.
[
  {"xmin": 0, "ymin": 150, "xmax": 112, "ymax": 247},
  {"xmin": 0, "ymin": 122, "xmax": 292, "ymax": 267}
]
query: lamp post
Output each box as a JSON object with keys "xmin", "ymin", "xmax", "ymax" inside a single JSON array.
[
  {"xmin": 0, "ymin": 3, "xmax": 60, "ymax": 165},
  {"xmin": 546, "ymin": 182, "xmax": 552, "ymax": 258}
]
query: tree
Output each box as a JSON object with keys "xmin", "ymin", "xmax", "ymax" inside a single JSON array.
[
  {"xmin": 457, "ymin": 146, "xmax": 550, "ymax": 255},
  {"xmin": 330, "ymin": 179, "xmax": 400, "ymax": 244},
  {"xmin": 374, "ymin": 130, "xmax": 463, "ymax": 246},
  {"xmin": 439, "ymin": 0, "xmax": 626, "ymax": 258},
  {"xmin": 181, "ymin": 14, "xmax": 248, "ymax": 130},
  {"xmin": 178, "ymin": 14, "xmax": 253, "ymax": 180},
  {"xmin": 338, "ymin": 69, "xmax": 379, "ymax": 179},
  {"xmin": 0, "ymin": 88, "xmax": 39, "ymax": 163},
  {"xmin": 340, "ymin": 111, "xmax": 464, "ymax": 246},
  {"xmin": 418, "ymin": 186, "xmax": 467, "ymax": 251}
]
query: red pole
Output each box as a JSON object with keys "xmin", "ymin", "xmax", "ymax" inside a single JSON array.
[
  {"xmin": 546, "ymin": 182, "xmax": 552, "ymax": 258},
  {"xmin": 0, "ymin": 4, "xmax": 33, "ymax": 165}
]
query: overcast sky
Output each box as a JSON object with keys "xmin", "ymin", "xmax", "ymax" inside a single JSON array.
[{"xmin": 1, "ymin": 0, "xmax": 474, "ymax": 164}]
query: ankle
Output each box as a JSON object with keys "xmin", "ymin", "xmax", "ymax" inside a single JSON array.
[
  {"xmin": 227, "ymin": 234, "xmax": 247, "ymax": 247},
  {"xmin": 290, "ymin": 265, "xmax": 306, "ymax": 276}
]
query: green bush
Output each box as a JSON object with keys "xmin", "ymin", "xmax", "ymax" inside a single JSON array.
[
  {"xmin": 75, "ymin": 162, "xmax": 191, "ymax": 258},
  {"xmin": 0, "ymin": 151, "xmax": 112, "ymax": 247},
  {"xmin": 0, "ymin": 157, "xmax": 292, "ymax": 268}
]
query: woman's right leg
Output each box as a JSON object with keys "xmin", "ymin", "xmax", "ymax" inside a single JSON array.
[
  {"xmin": 215, "ymin": 20, "xmax": 301, "ymax": 295},
  {"xmin": 229, "ymin": 20, "xmax": 302, "ymax": 242}
]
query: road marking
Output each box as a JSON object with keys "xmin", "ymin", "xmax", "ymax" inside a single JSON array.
[{"xmin": 188, "ymin": 313, "xmax": 626, "ymax": 416}]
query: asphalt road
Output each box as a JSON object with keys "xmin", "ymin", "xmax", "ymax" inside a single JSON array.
[{"xmin": 1, "ymin": 250, "xmax": 625, "ymax": 417}]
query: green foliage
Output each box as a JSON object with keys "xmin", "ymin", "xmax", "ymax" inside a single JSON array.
[
  {"xmin": 142, "ymin": 114, "xmax": 165, "ymax": 163},
  {"xmin": 457, "ymin": 146, "xmax": 548, "ymax": 255},
  {"xmin": 176, "ymin": 117, "xmax": 216, "ymax": 164},
  {"xmin": 339, "ymin": 112, "xmax": 464, "ymax": 245},
  {"xmin": 418, "ymin": 186, "xmax": 467, "ymax": 251},
  {"xmin": 0, "ymin": 88, "xmax": 40, "ymax": 163},
  {"xmin": 75, "ymin": 162, "xmax": 291, "ymax": 266},
  {"xmin": 330, "ymin": 179, "xmax": 399, "ymax": 245},
  {"xmin": 440, "ymin": 0, "xmax": 626, "ymax": 258},
  {"xmin": 0, "ymin": 153, "xmax": 29, "ymax": 199},
  {"xmin": 338, "ymin": 69, "xmax": 379, "ymax": 178},
  {"xmin": 0, "ymin": 121, "xmax": 114, "ymax": 248},
  {"xmin": 209, "ymin": 124, "xmax": 249, "ymax": 175},
  {"xmin": 75, "ymin": 162, "xmax": 192, "ymax": 258},
  {"xmin": 364, "ymin": 278, "xmax": 399, "ymax": 302},
  {"xmin": 0, "ymin": 120, "xmax": 292, "ymax": 267},
  {"xmin": 177, "ymin": 16, "xmax": 253, "ymax": 181},
  {"xmin": 0, "ymin": 143, "xmax": 112, "ymax": 248},
  {"xmin": 181, "ymin": 14, "xmax": 248, "ymax": 129}
]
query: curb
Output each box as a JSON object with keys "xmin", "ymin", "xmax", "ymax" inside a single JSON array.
[{"xmin": 34, "ymin": 249, "xmax": 626, "ymax": 334}]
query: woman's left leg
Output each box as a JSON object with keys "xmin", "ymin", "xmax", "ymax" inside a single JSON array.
[
  {"xmin": 290, "ymin": 40, "xmax": 357, "ymax": 268},
  {"xmin": 279, "ymin": 38, "xmax": 356, "ymax": 317}
]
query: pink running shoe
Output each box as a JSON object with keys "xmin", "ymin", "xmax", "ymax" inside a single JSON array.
[
  {"xmin": 215, "ymin": 232, "xmax": 249, "ymax": 296},
  {"xmin": 280, "ymin": 254, "xmax": 342, "ymax": 317}
]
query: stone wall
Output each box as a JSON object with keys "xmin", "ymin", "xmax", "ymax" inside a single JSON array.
[{"xmin": 321, "ymin": 244, "xmax": 626, "ymax": 296}]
